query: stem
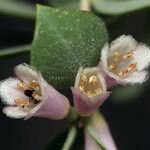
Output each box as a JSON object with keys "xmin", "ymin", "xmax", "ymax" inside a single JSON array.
[
  {"xmin": 66, "ymin": 106, "xmax": 79, "ymax": 122},
  {"xmin": 62, "ymin": 126, "xmax": 77, "ymax": 150},
  {"xmin": 87, "ymin": 125, "xmax": 106, "ymax": 150},
  {"xmin": 0, "ymin": 0, "xmax": 35, "ymax": 19},
  {"xmin": 0, "ymin": 44, "xmax": 31, "ymax": 58}
]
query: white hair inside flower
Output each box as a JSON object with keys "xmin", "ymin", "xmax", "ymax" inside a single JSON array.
[{"xmin": 100, "ymin": 35, "xmax": 150, "ymax": 86}]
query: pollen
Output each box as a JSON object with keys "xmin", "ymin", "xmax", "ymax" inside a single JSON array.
[
  {"xmin": 114, "ymin": 52, "xmax": 121, "ymax": 61},
  {"xmin": 109, "ymin": 63, "xmax": 117, "ymax": 70},
  {"xmin": 29, "ymin": 80, "xmax": 40, "ymax": 90},
  {"xmin": 80, "ymin": 75, "xmax": 87, "ymax": 84},
  {"xmin": 127, "ymin": 63, "xmax": 137, "ymax": 71},
  {"xmin": 123, "ymin": 51, "xmax": 133, "ymax": 59},
  {"xmin": 79, "ymin": 74, "xmax": 101, "ymax": 97},
  {"xmin": 15, "ymin": 98, "xmax": 30, "ymax": 108},
  {"xmin": 119, "ymin": 69, "xmax": 128, "ymax": 76},
  {"xmin": 89, "ymin": 76, "xmax": 97, "ymax": 84},
  {"xmin": 17, "ymin": 82, "xmax": 28, "ymax": 91}
]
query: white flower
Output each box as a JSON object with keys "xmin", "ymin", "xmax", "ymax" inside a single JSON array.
[
  {"xmin": 71, "ymin": 67, "xmax": 111, "ymax": 116},
  {"xmin": 0, "ymin": 63, "xmax": 70, "ymax": 120},
  {"xmin": 100, "ymin": 35, "xmax": 150, "ymax": 86}
]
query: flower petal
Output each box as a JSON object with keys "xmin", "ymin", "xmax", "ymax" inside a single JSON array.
[
  {"xmin": 26, "ymin": 81, "xmax": 70, "ymax": 120},
  {"xmin": 15, "ymin": 63, "xmax": 42, "ymax": 83},
  {"xmin": 3, "ymin": 106, "xmax": 28, "ymax": 119},
  {"xmin": 85, "ymin": 112, "xmax": 117, "ymax": 150},
  {"xmin": 123, "ymin": 70, "xmax": 149, "ymax": 84},
  {"xmin": 104, "ymin": 75, "xmax": 118, "ymax": 89},
  {"xmin": 0, "ymin": 78, "xmax": 28, "ymax": 105},
  {"xmin": 100, "ymin": 43, "xmax": 109, "ymax": 70},
  {"xmin": 109, "ymin": 35, "xmax": 137, "ymax": 56},
  {"xmin": 133, "ymin": 44, "xmax": 150, "ymax": 71},
  {"xmin": 71, "ymin": 87, "xmax": 111, "ymax": 116}
]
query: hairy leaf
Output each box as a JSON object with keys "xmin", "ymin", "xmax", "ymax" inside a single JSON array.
[{"xmin": 31, "ymin": 5, "xmax": 108, "ymax": 88}]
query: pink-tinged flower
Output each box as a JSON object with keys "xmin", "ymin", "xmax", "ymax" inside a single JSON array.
[
  {"xmin": 100, "ymin": 35, "xmax": 150, "ymax": 88},
  {"xmin": 0, "ymin": 63, "xmax": 70, "ymax": 120},
  {"xmin": 71, "ymin": 67, "xmax": 111, "ymax": 116},
  {"xmin": 85, "ymin": 112, "xmax": 117, "ymax": 150}
]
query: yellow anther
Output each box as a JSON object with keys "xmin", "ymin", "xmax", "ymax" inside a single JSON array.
[
  {"xmin": 79, "ymin": 85, "xmax": 84, "ymax": 91},
  {"xmin": 114, "ymin": 52, "xmax": 121, "ymax": 61},
  {"xmin": 119, "ymin": 69, "xmax": 128, "ymax": 76},
  {"xmin": 127, "ymin": 63, "xmax": 137, "ymax": 71},
  {"xmin": 86, "ymin": 91, "xmax": 93, "ymax": 97},
  {"xmin": 15, "ymin": 98, "xmax": 30, "ymax": 108},
  {"xmin": 89, "ymin": 76, "xmax": 97, "ymax": 84},
  {"xmin": 81, "ymin": 75, "xmax": 87, "ymax": 84},
  {"xmin": 17, "ymin": 82, "xmax": 28, "ymax": 91},
  {"xmin": 109, "ymin": 63, "xmax": 117, "ymax": 70},
  {"xmin": 123, "ymin": 51, "xmax": 133, "ymax": 59},
  {"xmin": 95, "ymin": 88, "xmax": 101, "ymax": 93},
  {"xmin": 29, "ymin": 80, "xmax": 40, "ymax": 90}
]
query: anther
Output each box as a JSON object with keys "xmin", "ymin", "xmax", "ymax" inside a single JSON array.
[
  {"xmin": 95, "ymin": 88, "xmax": 101, "ymax": 93},
  {"xmin": 123, "ymin": 51, "xmax": 133, "ymax": 59},
  {"xmin": 29, "ymin": 80, "xmax": 40, "ymax": 90},
  {"xmin": 86, "ymin": 91, "xmax": 93, "ymax": 97},
  {"xmin": 15, "ymin": 98, "xmax": 30, "ymax": 108},
  {"xmin": 127, "ymin": 63, "xmax": 137, "ymax": 71},
  {"xmin": 114, "ymin": 52, "xmax": 120, "ymax": 61},
  {"xmin": 119, "ymin": 69, "xmax": 128, "ymax": 76},
  {"xmin": 109, "ymin": 63, "xmax": 117, "ymax": 70},
  {"xmin": 89, "ymin": 76, "xmax": 97, "ymax": 84},
  {"xmin": 81, "ymin": 75, "xmax": 87, "ymax": 83},
  {"xmin": 32, "ymin": 93, "xmax": 42, "ymax": 102},
  {"xmin": 79, "ymin": 85, "xmax": 84, "ymax": 91},
  {"xmin": 17, "ymin": 82, "xmax": 28, "ymax": 91}
]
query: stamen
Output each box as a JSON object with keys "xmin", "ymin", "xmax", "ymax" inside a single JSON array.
[
  {"xmin": 119, "ymin": 69, "xmax": 128, "ymax": 76},
  {"xmin": 17, "ymin": 82, "xmax": 28, "ymax": 91},
  {"xmin": 114, "ymin": 52, "xmax": 120, "ymax": 61},
  {"xmin": 29, "ymin": 80, "xmax": 40, "ymax": 90},
  {"xmin": 15, "ymin": 98, "xmax": 29, "ymax": 108},
  {"xmin": 109, "ymin": 63, "xmax": 117, "ymax": 70},
  {"xmin": 95, "ymin": 88, "xmax": 102, "ymax": 93},
  {"xmin": 89, "ymin": 76, "xmax": 97, "ymax": 84},
  {"xmin": 86, "ymin": 91, "xmax": 93, "ymax": 97},
  {"xmin": 79, "ymin": 85, "xmax": 84, "ymax": 91},
  {"xmin": 32, "ymin": 93, "xmax": 42, "ymax": 102},
  {"xmin": 123, "ymin": 51, "xmax": 133, "ymax": 59},
  {"xmin": 127, "ymin": 63, "xmax": 137, "ymax": 71},
  {"xmin": 80, "ymin": 75, "xmax": 87, "ymax": 84}
]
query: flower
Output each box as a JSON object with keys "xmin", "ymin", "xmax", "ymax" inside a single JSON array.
[
  {"xmin": 0, "ymin": 63, "xmax": 70, "ymax": 120},
  {"xmin": 71, "ymin": 67, "xmax": 111, "ymax": 116},
  {"xmin": 100, "ymin": 35, "xmax": 150, "ymax": 88},
  {"xmin": 84, "ymin": 112, "xmax": 117, "ymax": 150}
]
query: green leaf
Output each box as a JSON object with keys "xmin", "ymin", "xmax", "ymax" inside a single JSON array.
[
  {"xmin": 0, "ymin": 0, "xmax": 35, "ymax": 19},
  {"xmin": 92, "ymin": 0, "xmax": 150, "ymax": 15},
  {"xmin": 111, "ymin": 79, "xmax": 149, "ymax": 104},
  {"xmin": 0, "ymin": 44, "xmax": 30, "ymax": 58},
  {"xmin": 31, "ymin": 5, "xmax": 108, "ymax": 88},
  {"xmin": 48, "ymin": 0, "xmax": 80, "ymax": 9}
]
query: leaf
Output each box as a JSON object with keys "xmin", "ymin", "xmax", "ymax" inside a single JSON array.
[
  {"xmin": 92, "ymin": 0, "xmax": 150, "ymax": 15},
  {"xmin": 0, "ymin": 44, "xmax": 30, "ymax": 58},
  {"xmin": 48, "ymin": 0, "xmax": 80, "ymax": 9},
  {"xmin": 111, "ymin": 79, "xmax": 149, "ymax": 104},
  {"xmin": 31, "ymin": 5, "xmax": 108, "ymax": 88},
  {"xmin": 0, "ymin": 0, "xmax": 35, "ymax": 19}
]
